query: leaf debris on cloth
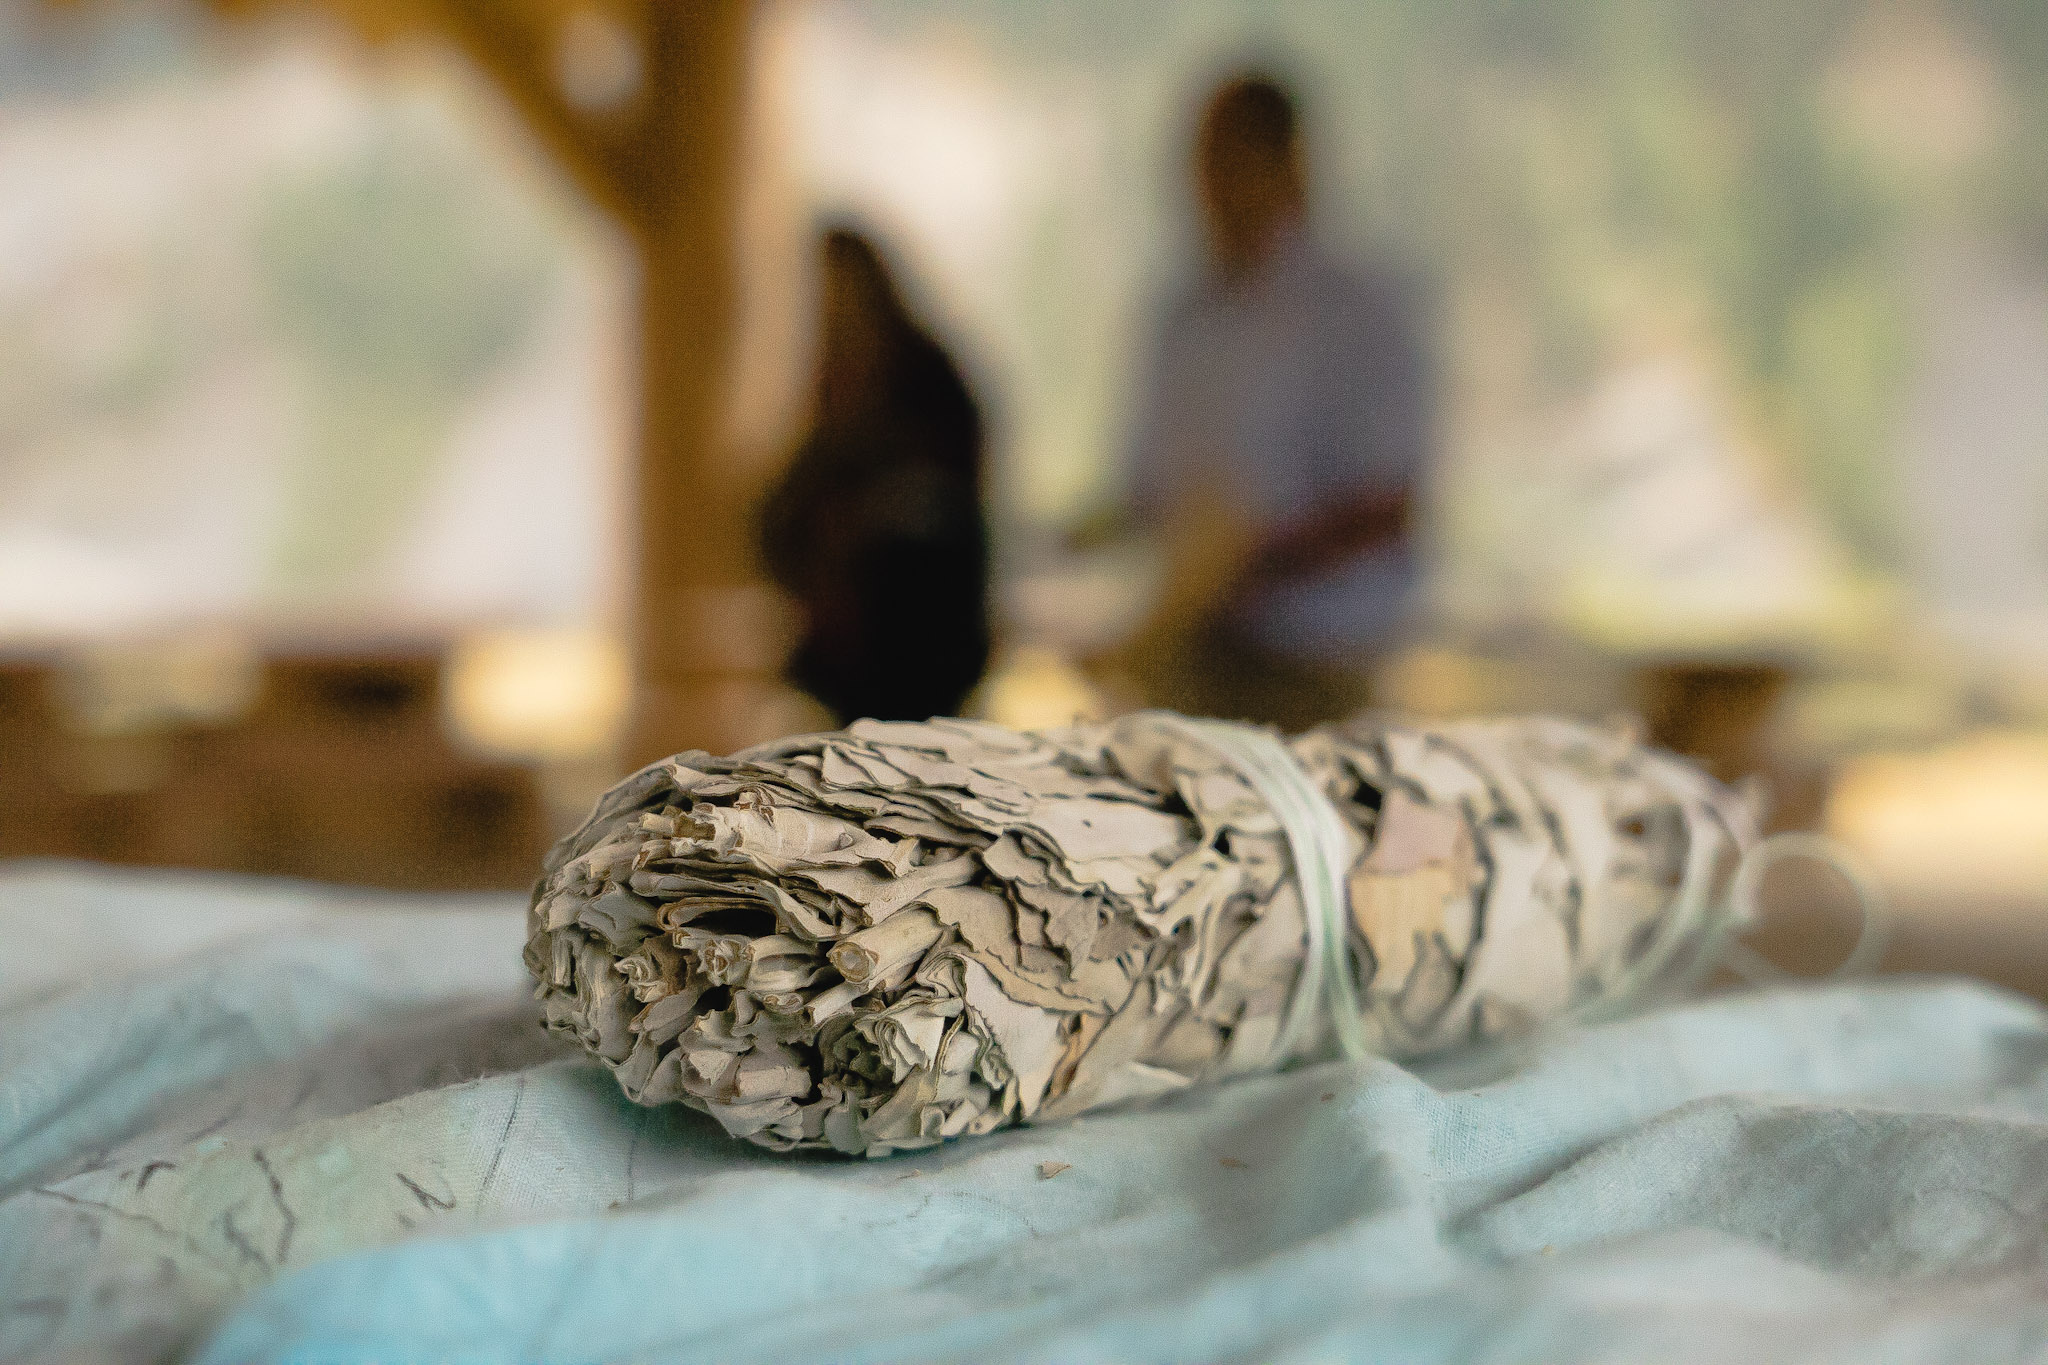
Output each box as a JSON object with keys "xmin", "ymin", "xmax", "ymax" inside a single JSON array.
[{"xmin": 526, "ymin": 712, "xmax": 1756, "ymax": 1156}]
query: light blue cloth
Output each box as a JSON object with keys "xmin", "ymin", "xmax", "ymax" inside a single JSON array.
[{"xmin": 8, "ymin": 860, "xmax": 2048, "ymax": 1363}]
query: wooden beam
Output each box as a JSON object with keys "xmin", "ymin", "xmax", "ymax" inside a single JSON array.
[
  {"xmin": 205, "ymin": 0, "xmax": 784, "ymax": 759},
  {"xmin": 626, "ymin": 0, "xmax": 781, "ymax": 763},
  {"xmin": 416, "ymin": 0, "xmax": 650, "ymax": 227},
  {"xmin": 195, "ymin": 0, "xmax": 650, "ymax": 226},
  {"xmin": 44, "ymin": 0, "xmax": 784, "ymax": 761}
]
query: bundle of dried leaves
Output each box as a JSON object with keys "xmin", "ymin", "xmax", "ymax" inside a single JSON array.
[{"xmin": 526, "ymin": 712, "xmax": 1755, "ymax": 1155}]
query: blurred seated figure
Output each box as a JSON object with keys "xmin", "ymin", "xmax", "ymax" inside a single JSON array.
[
  {"xmin": 759, "ymin": 227, "xmax": 991, "ymax": 725},
  {"xmin": 1109, "ymin": 72, "xmax": 1432, "ymax": 731}
]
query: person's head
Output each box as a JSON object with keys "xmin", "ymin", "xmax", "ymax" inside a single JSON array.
[
  {"xmin": 1194, "ymin": 74, "xmax": 1306, "ymax": 279},
  {"xmin": 815, "ymin": 225, "xmax": 911, "ymax": 421}
]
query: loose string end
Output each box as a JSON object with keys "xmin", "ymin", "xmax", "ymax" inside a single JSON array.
[{"xmin": 1722, "ymin": 830, "xmax": 1891, "ymax": 985}]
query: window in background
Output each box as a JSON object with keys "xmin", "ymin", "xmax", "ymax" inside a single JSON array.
[
  {"xmin": 0, "ymin": 2, "xmax": 635, "ymax": 886},
  {"xmin": 0, "ymin": 2, "xmax": 632, "ymax": 646}
]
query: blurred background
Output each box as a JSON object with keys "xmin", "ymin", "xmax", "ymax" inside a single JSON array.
[{"xmin": 3, "ymin": 1, "xmax": 2045, "ymax": 989}]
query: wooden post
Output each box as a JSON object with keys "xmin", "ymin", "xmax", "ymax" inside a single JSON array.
[
  {"xmin": 625, "ymin": 0, "xmax": 791, "ymax": 765},
  {"xmin": 217, "ymin": 0, "xmax": 784, "ymax": 763},
  {"xmin": 62, "ymin": 0, "xmax": 784, "ymax": 764}
]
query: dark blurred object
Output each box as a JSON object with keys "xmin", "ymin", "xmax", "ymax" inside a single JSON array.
[
  {"xmin": 199, "ymin": 652, "xmax": 546, "ymax": 889},
  {"xmin": 758, "ymin": 227, "xmax": 990, "ymax": 724},
  {"xmin": 1120, "ymin": 72, "xmax": 1430, "ymax": 728},
  {"xmin": 0, "ymin": 661, "xmax": 86, "ymax": 862},
  {"xmin": 0, "ymin": 648, "xmax": 545, "ymax": 890},
  {"xmin": 1632, "ymin": 659, "xmax": 1791, "ymax": 786},
  {"xmin": 1627, "ymin": 655, "xmax": 1847, "ymax": 844}
]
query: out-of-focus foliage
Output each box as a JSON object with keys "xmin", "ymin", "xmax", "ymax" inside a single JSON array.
[
  {"xmin": 256, "ymin": 122, "xmax": 552, "ymax": 400},
  {"xmin": 256, "ymin": 112, "xmax": 557, "ymax": 593},
  {"xmin": 0, "ymin": 5, "xmax": 611, "ymax": 640}
]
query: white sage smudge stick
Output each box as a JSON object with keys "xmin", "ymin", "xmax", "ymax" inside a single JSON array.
[{"xmin": 525, "ymin": 712, "xmax": 1759, "ymax": 1156}]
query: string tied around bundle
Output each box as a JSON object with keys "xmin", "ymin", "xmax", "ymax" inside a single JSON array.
[{"xmin": 1156, "ymin": 715, "xmax": 1888, "ymax": 1066}]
